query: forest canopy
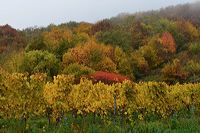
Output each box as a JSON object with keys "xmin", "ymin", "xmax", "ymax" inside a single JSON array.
[{"xmin": 0, "ymin": 2, "xmax": 200, "ymax": 83}]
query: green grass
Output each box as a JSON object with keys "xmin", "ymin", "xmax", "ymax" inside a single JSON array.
[{"xmin": 1, "ymin": 115, "xmax": 200, "ymax": 133}]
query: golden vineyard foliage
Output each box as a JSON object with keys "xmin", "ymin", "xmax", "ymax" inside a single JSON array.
[
  {"xmin": 43, "ymin": 74, "xmax": 74, "ymax": 122},
  {"xmin": 68, "ymin": 79, "xmax": 128, "ymax": 115},
  {"xmin": 127, "ymin": 82, "xmax": 200, "ymax": 120},
  {"xmin": 0, "ymin": 70, "xmax": 47, "ymax": 119},
  {"xmin": 1, "ymin": 69, "xmax": 200, "ymax": 122}
]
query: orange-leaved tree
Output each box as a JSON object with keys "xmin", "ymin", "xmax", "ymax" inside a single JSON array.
[{"xmin": 160, "ymin": 32, "xmax": 176, "ymax": 53}]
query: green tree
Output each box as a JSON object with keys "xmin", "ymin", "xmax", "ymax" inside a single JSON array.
[
  {"xmin": 189, "ymin": 42, "xmax": 200, "ymax": 55},
  {"xmin": 63, "ymin": 63, "xmax": 94, "ymax": 78},
  {"xmin": 25, "ymin": 35, "xmax": 47, "ymax": 52},
  {"xmin": 95, "ymin": 30, "xmax": 132, "ymax": 52},
  {"xmin": 21, "ymin": 50, "xmax": 60, "ymax": 77},
  {"xmin": 130, "ymin": 22, "xmax": 151, "ymax": 49},
  {"xmin": 114, "ymin": 47, "xmax": 134, "ymax": 79}
]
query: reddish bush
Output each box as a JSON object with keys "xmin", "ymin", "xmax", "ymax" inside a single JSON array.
[{"xmin": 87, "ymin": 71, "xmax": 130, "ymax": 84}]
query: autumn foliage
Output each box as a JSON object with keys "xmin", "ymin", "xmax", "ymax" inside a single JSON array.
[
  {"xmin": 162, "ymin": 59, "xmax": 188, "ymax": 83},
  {"xmin": 87, "ymin": 71, "xmax": 130, "ymax": 84},
  {"xmin": 91, "ymin": 19, "xmax": 113, "ymax": 35},
  {"xmin": 0, "ymin": 24, "xmax": 25, "ymax": 53},
  {"xmin": 0, "ymin": 2, "xmax": 200, "ymax": 131},
  {"xmin": 160, "ymin": 32, "xmax": 176, "ymax": 53}
]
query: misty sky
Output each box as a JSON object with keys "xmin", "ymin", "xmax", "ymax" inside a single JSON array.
[{"xmin": 0, "ymin": 0, "xmax": 197, "ymax": 29}]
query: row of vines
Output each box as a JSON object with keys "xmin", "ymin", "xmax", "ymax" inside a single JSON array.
[{"xmin": 0, "ymin": 68, "xmax": 200, "ymax": 125}]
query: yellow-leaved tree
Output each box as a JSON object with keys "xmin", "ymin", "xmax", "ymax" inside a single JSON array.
[{"xmin": 43, "ymin": 27, "xmax": 73, "ymax": 52}]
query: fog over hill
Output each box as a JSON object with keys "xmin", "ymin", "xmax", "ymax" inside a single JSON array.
[
  {"xmin": 110, "ymin": 1, "xmax": 200, "ymax": 26},
  {"xmin": 0, "ymin": 0, "xmax": 198, "ymax": 29}
]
